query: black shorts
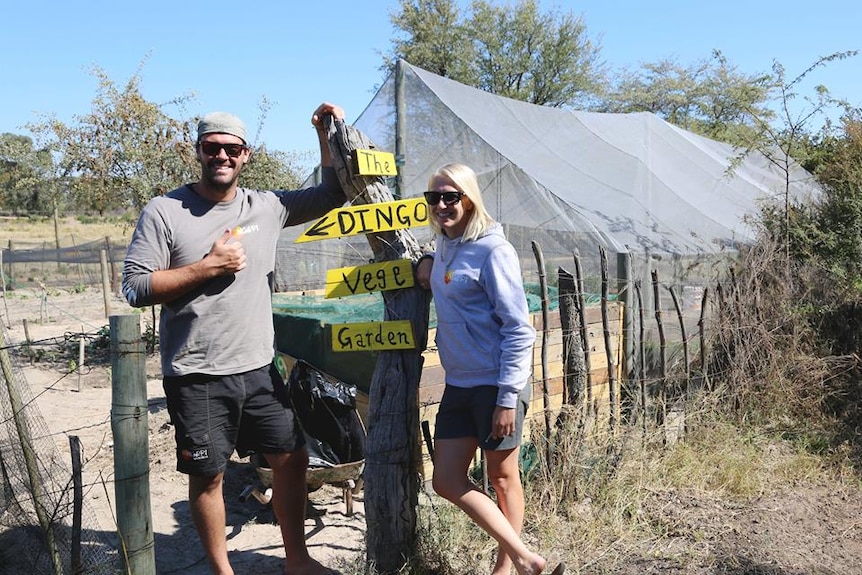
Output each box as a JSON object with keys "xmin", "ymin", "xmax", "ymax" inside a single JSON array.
[
  {"xmin": 434, "ymin": 383, "xmax": 531, "ymax": 451},
  {"xmin": 163, "ymin": 364, "xmax": 304, "ymax": 476}
]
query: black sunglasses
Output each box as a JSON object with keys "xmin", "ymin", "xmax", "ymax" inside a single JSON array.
[
  {"xmin": 198, "ymin": 141, "xmax": 247, "ymax": 158},
  {"xmin": 424, "ymin": 191, "xmax": 464, "ymax": 206}
]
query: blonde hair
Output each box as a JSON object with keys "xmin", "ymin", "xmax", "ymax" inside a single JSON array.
[{"xmin": 427, "ymin": 163, "xmax": 495, "ymax": 242}]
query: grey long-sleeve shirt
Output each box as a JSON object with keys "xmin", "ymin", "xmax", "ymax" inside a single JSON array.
[{"xmin": 122, "ymin": 170, "xmax": 345, "ymax": 377}]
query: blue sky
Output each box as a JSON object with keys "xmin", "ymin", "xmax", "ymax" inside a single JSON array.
[{"xmin": 1, "ymin": 0, "xmax": 859, "ymax": 159}]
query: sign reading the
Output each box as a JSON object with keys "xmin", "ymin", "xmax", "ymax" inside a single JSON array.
[
  {"xmin": 326, "ymin": 259, "xmax": 414, "ymax": 298},
  {"xmin": 353, "ymin": 149, "xmax": 398, "ymax": 176},
  {"xmin": 332, "ymin": 320, "xmax": 415, "ymax": 352},
  {"xmin": 296, "ymin": 198, "xmax": 428, "ymax": 243}
]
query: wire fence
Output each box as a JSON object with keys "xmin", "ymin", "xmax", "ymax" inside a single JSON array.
[
  {"xmin": 1, "ymin": 239, "xmax": 126, "ymax": 293},
  {"xmin": 0, "ymin": 320, "xmax": 119, "ymax": 574}
]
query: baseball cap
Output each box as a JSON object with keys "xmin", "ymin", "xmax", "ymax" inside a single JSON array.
[{"xmin": 197, "ymin": 112, "xmax": 247, "ymax": 144}]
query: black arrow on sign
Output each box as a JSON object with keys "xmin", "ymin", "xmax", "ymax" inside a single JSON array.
[{"xmin": 303, "ymin": 217, "xmax": 338, "ymax": 237}]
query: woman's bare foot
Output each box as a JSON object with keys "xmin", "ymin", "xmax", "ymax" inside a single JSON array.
[
  {"xmin": 491, "ymin": 550, "xmax": 514, "ymax": 575},
  {"xmin": 512, "ymin": 551, "xmax": 546, "ymax": 575}
]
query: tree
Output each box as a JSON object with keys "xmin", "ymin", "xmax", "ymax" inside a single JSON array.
[
  {"xmin": 467, "ymin": 0, "xmax": 603, "ymax": 106},
  {"xmin": 241, "ymin": 146, "xmax": 307, "ymax": 191},
  {"xmin": 25, "ymin": 66, "xmax": 313, "ymax": 215},
  {"xmin": 798, "ymin": 111, "xmax": 862, "ymax": 282},
  {"xmin": 0, "ymin": 133, "xmax": 55, "ymax": 214},
  {"xmin": 385, "ymin": 0, "xmax": 475, "ymax": 82},
  {"xmin": 28, "ymin": 64, "xmax": 198, "ymax": 215},
  {"xmin": 386, "ymin": 0, "xmax": 604, "ymax": 108},
  {"xmin": 737, "ymin": 52, "xmax": 858, "ymax": 270},
  {"xmin": 601, "ymin": 50, "xmax": 774, "ymax": 145}
]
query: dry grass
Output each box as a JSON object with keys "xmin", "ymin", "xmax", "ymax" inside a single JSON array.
[
  {"xmin": 345, "ymin": 228, "xmax": 862, "ymax": 574},
  {"xmin": 0, "ymin": 215, "xmax": 133, "ymax": 247}
]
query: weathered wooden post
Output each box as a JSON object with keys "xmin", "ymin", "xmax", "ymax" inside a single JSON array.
[
  {"xmin": 110, "ymin": 314, "xmax": 155, "ymax": 574},
  {"xmin": 530, "ymin": 241, "xmax": 552, "ymax": 465},
  {"xmin": 1, "ymin": 322, "xmax": 63, "ymax": 575},
  {"xmin": 99, "ymin": 249, "xmax": 111, "ymax": 317},
  {"xmin": 600, "ymin": 247, "xmax": 617, "ymax": 431},
  {"xmin": 323, "ymin": 115, "xmax": 430, "ymax": 573},
  {"xmin": 70, "ymin": 435, "xmax": 83, "ymax": 575},
  {"xmin": 557, "ymin": 268, "xmax": 586, "ymax": 419}
]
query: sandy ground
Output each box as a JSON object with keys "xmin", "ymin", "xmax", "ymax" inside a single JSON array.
[
  {"xmin": 6, "ymin": 286, "xmax": 862, "ymax": 575},
  {"xmin": 2, "ymin": 287, "xmax": 366, "ymax": 575}
]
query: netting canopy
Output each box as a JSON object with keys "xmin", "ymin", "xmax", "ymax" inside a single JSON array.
[{"xmin": 274, "ymin": 60, "xmax": 820, "ymax": 295}]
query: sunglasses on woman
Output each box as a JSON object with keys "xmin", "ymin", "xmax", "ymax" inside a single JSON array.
[
  {"xmin": 424, "ymin": 191, "xmax": 464, "ymax": 206},
  {"xmin": 198, "ymin": 141, "xmax": 248, "ymax": 157}
]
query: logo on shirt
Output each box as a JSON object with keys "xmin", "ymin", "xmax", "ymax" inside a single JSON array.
[{"xmin": 232, "ymin": 224, "xmax": 260, "ymax": 238}]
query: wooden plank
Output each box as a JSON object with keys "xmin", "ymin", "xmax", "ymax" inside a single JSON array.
[{"xmin": 532, "ymin": 309, "xmax": 562, "ymax": 331}]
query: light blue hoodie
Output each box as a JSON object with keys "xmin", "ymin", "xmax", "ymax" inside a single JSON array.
[{"xmin": 430, "ymin": 223, "xmax": 536, "ymax": 408}]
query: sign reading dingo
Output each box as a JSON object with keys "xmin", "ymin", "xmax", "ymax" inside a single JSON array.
[
  {"xmin": 326, "ymin": 259, "xmax": 414, "ymax": 299},
  {"xmin": 296, "ymin": 198, "xmax": 428, "ymax": 243},
  {"xmin": 332, "ymin": 320, "xmax": 415, "ymax": 352}
]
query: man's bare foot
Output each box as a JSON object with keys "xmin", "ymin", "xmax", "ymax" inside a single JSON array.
[{"xmin": 283, "ymin": 556, "xmax": 334, "ymax": 575}]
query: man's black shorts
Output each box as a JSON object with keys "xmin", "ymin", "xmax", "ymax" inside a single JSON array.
[{"xmin": 163, "ymin": 364, "xmax": 303, "ymax": 476}]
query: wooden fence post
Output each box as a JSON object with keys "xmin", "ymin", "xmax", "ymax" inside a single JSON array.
[
  {"xmin": 651, "ymin": 270, "xmax": 667, "ymax": 429},
  {"xmin": 110, "ymin": 314, "xmax": 155, "ymax": 575},
  {"xmin": 70, "ymin": 436, "xmax": 83, "ymax": 575},
  {"xmin": 572, "ymin": 250, "xmax": 593, "ymax": 416},
  {"xmin": 634, "ymin": 280, "xmax": 647, "ymax": 435},
  {"xmin": 531, "ymin": 241, "xmax": 552, "ymax": 466},
  {"xmin": 7, "ymin": 240, "xmax": 14, "ymax": 288},
  {"xmin": 600, "ymin": 247, "xmax": 617, "ymax": 432},
  {"xmin": 104, "ymin": 237, "xmax": 118, "ymax": 294},
  {"xmin": 1, "ymin": 320, "xmax": 63, "ymax": 574},
  {"xmin": 99, "ymin": 250, "xmax": 111, "ymax": 317}
]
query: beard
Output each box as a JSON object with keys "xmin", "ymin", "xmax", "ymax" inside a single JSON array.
[{"xmin": 200, "ymin": 161, "xmax": 241, "ymax": 193}]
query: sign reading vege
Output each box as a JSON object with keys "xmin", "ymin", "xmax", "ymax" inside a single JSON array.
[
  {"xmin": 325, "ymin": 260, "xmax": 414, "ymax": 298},
  {"xmin": 332, "ymin": 320, "xmax": 415, "ymax": 352},
  {"xmin": 296, "ymin": 198, "xmax": 427, "ymax": 243}
]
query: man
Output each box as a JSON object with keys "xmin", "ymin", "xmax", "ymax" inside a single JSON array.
[{"xmin": 122, "ymin": 104, "xmax": 345, "ymax": 575}]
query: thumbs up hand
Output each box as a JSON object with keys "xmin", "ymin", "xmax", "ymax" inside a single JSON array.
[{"xmin": 207, "ymin": 229, "xmax": 247, "ymax": 274}]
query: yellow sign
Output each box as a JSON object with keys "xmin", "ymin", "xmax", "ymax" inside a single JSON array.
[
  {"xmin": 332, "ymin": 320, "xmax": 415, "ymax": 352},
  {"xmin": 325, "ymin": 259, "xmax": 414, "ymax": 298},
  {"xmin": 296, "ymin": 197, "xmax": 428, "ymax": 243},
  {"xmin": 353, "ymin": 149, "xmax": 398, "ymax": 176}
]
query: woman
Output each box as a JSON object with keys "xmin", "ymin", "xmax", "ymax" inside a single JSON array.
[{"xmin": 417, "ymin": 163, "xmax": 564, "ymax": 575}]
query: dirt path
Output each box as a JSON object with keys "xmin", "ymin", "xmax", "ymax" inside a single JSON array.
[{"xmin": 2, "ymin": 287, "xmax": 365, "ymax": 575}]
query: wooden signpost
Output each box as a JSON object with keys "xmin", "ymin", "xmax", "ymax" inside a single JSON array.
[{"xmin": 304, "ymin": 123, "xmax": 432, "ymax": 573}]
